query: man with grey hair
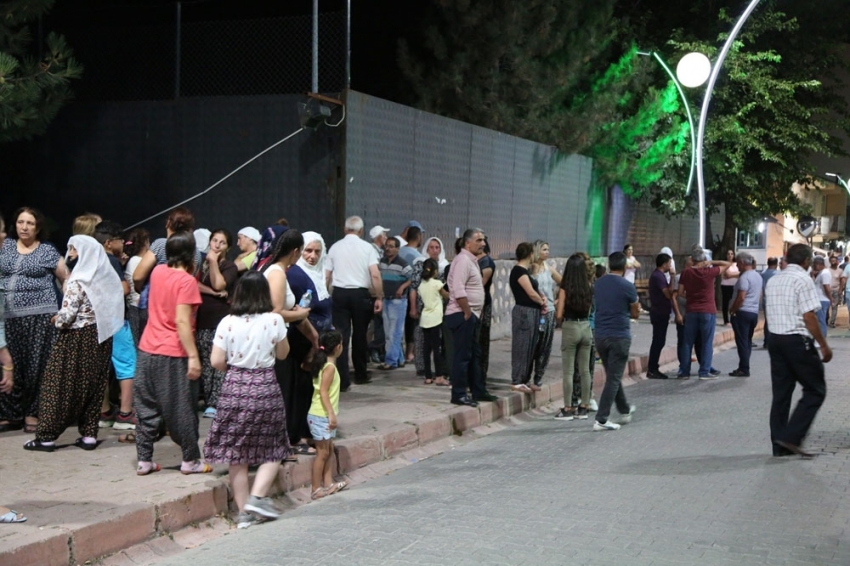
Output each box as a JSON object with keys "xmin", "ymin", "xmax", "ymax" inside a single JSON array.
[
  {"xmin": 678, "ymin": 246, "xmax": 732, "ymax": 379},
  {"xmin": 728, "ymin": 252, "xmax": 762, "ymax": 377},
  {"xmin": 812, "ymin": 256, "xmax": 832, "ymax": 338},
  {"xmin": 325, "ymin": 216, "xmax": 384, "ymax": 390}
]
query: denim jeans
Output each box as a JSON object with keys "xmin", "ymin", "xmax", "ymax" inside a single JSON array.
[
  {"xmin": 731, "ymin": 310, "xmax": 758, "ymax": 373},
  {"xmin": 680, "ymin": 312, "xmax": 716, "ymax": 377},
  {"xmin": 595, "ymin": 336, "xmax": 632, "ymax": 424},
  {"xmin": 817, "ymin": 301, "xmax": 829, "ymax": 338},
  {"xmin": 382, "ymin": 297, "xmax": 408, "ymax": 367}
]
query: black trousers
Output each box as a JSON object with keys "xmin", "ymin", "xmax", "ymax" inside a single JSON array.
[
  {"xmin": 721, "ymin": 285, "xmax": 734, "ymax": 324},
  {"xmin": 422, "ymin": 324, "xmax": 447, "ymax": 379},
  {"xmin": 648, "ymin": 313, "xmax": 669, "ymax": 373},
  {"xmin": 768, "ymin": 334, "xmax": 826, "ymax": 448},
  {"xmin": 445, "ymin": 312, "xmax": 485, "ymax": 401},
  {"xmin": 332, "ymin": 288, "xmax": 373, "ymax": 387}
]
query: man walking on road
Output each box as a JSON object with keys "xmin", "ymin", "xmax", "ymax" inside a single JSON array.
[
  {"xmin": 728, "ymin": 252, "xmax": 762, "ymax": 377},
  {"xmin": 765, "ymin": 243, "xmax": 831, "ymax": 458},
  {"xmin": 444, "ymin": 228, "xmax": 497, "ymax": 407},
  {"xmin": 592, "ymin": 251, "xmax": 640, "ymax": 431},
  {"xmin": 647, "ymin": 253, "xmax": 676, "ymax": 379},
  {"xmin": 325, "ymin": 216, "xmax": 383, "ymax": 390}
]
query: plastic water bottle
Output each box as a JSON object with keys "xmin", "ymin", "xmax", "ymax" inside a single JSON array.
[
  {"xmin": 538, "ymin": 316, "xmax": 546, "ymax": 333},
  {"xmin": 298, "ymin": 289, "xmax": 312, "ymax": 308}
]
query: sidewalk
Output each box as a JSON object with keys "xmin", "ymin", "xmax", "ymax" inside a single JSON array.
[{"xmin": 1, "ymin": 314, "xmax": 762, "ymax": 566}]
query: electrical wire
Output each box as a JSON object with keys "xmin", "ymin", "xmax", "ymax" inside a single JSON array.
[{"xmin": 125, "ymin": 126, "xmax": 305, "ymax": 229}]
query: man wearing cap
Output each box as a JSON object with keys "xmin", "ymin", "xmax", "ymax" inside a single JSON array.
[
  {"xmin": 326, "ymin": 216, "xmax": 384, "ymax": 389},
  {"xmin": 235, "ymin": 227, "xmax": 260, "ymax": 272},
  {"xmin": 396, "ymin": 220, "xmax": 423, "ymax": 249},
  {"xmin": 369, "ymin": 225, "xmax": 390, "ymax": 259}
]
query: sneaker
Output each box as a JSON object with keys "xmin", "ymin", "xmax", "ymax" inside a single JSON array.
[
  {"xmin": 98, "ymin": 406, "xmax": 117, "ymax": 428},
  {"xmin": 699, "ymin": 374, "xmax": 718, "ymax": 380},
  {"xmin": 553, "ymin": 408, "xmax": 574, "ymax": 421},
  {"xmin": 575, "ymin": 406, "xmax": 589, "ymax": 420},
  {"xmin": 203, "ymin": 407, "xmax": 217, "ymax": 419},
  {"xmin": 593, "ymin": 420, "xmax": 621, "ymax": 431},
  {"xmin": 709, "ymin": 368, "xmax": 721, "ymax": 376},
  {"xmin": 588, "ymin": 399, "xmax": 598, "ymax": 411},
  {"xmin": 646, "ymin": 371, "xmax": 669, "ymax": 379},
  {"xmin": 244, "ymin": 495, "xmax": 282, "ymax": 519},
  {"xmin": 729, "ymin": 369, "xmax": 750, "ymax": 377},
  {"xmin": 236, "ymin": 512, "xmax": 260, "ymax": 529},
  {"xmin": 676, "ymin": 373, "xmax": 690, "ymax": 379},
  {"xmin": 113, "ymin": 411, "xmax": 137, "ymax": 430},
  {"xmin": 617, "ymin": 405, "xmax": 636, "ymax": 425}
]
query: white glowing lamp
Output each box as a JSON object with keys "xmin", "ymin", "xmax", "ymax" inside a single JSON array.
[{"xmin": 676, "ymin": 52, "xmax": 711, "ymax": 88}]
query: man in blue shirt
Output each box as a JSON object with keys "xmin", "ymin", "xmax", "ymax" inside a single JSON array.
[
  {"xmin": 592, "ymin": 252, "xmax": 640, "ymax": 431},
  {"xmin": 647, "ymin": 253, "xmax": 676, "ymax": 379}
]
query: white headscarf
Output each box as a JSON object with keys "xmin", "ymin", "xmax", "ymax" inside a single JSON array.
[
  {"xmin": 296, "ymin": 231, "xmax": 330, "ymax": 301},
  {"xmin": 421, "ymin": 237, "xmax": 449, "ymax": 271},
  {"xmin": 66, "ymin": 235, "xmax": 125, "ymax": 343},
  {"xmin": 660, "ymin": 246, "xmax": 676, "ymax": 283}
]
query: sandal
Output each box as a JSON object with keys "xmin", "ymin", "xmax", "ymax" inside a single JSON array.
[
  {"xmin": 180, "ymin": 461, "xmax": 213, "ymax": 475},
  {"xmin": 326, "ymin": 480, "xmax": 348, "ymax": 495},
  {"xmin": 118, "ymin": 432, "xmax": 136, "ymax": 444},
  {"xmin": 136, "ymin": 462, "xmax": 162, "ymax": 476},
  {"xmin": 74, "ymin": 437, "xmax": 98, "ymax": 451},
  {"xmin": 311, "ymin": 487, "xmax": 329, "ymax": 500},
  {"xmin": 0, "ymin": 509, "xmax": 26, "ymax": 523},
  {"xmin": 23, "ymin": 423, "xmax": 37, "ymax": 434},
  {"xmin": 376, "ymin": 363, "xmax": 395, "ymax": 370},
  {"xmin": 294, "ymin": 444, "xmax": 316, "ymax": 455},
  {"xmin": 434, "ymin": 377, "xmax": 450, "ymax": 386},
  {"xmin": 23, "ymin": 439, "xmax": 54, "ymax": 452},
  {"xmin": 423, "ymin": 378, "xmax": 434, "ymax": 385}
]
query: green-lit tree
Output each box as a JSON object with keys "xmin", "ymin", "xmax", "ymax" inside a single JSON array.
[
  {"xmin": 0, "ymin": 0, "xmax": 82, "ymax": 142},
  {"xmin": 397, "ymin": 0, "xmax": 650, "ymax": 154}
]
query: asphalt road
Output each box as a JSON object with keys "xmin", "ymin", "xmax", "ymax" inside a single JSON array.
[{"xmin": 154, "ymin": 339, "xmax": 850, "ymax": 566}]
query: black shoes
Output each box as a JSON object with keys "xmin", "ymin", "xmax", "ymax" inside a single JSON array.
[
  {"xmin": 74, "ymin": 437, "xmax": 98, "ymax": 451},
  {"xmin": 450, "ymin": 396, "xmax": 478, "ymax": 407},
  {"xmin": 646, "ymin": 371, "xmax": 669, "ymax": 379},
  {"xmin": 23, "ymin": 439, "xmax": 55, "ymax": 452},
  {"xmin": 474, "ymin": 393, "xmax": 498, "ymax": 403},
  {"xmin": 729, "ymin": 369, "xmax": 750, "ymax": 377},
  {"xmin": 369, "ymin": 351, "xmax": 382, "ymax": 364}
]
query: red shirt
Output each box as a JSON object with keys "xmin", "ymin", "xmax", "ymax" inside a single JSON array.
[
  {"xmin": 140, "ymin": 265, "xmax": 202, "ymax": 357},
  {"xmin": 679, "ymin": 266, "xmax": 720, "ymax": 314}
]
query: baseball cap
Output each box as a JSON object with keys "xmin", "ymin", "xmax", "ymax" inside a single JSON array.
[
  {"xmin": 407, "ymin": 220, "xmax": 424, "ymax": 231},
  {"xmin": 369, "ymin": 225, "xmax": 390, "ymax": 240},
  {"xmin": 238, "ymin": 226, "xmax": 261, "ymax": 243}
]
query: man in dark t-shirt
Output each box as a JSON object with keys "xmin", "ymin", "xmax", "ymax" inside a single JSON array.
[
  {"xmin": 678, "ymin": 247, "xmax": 732, "ymax": 378},
  {"xmin": 592, "ymin": 251, "xmax": 640, "ymax": 431},
  {"xmin": 647, "ymin": 253, "xmax": 676, "ymax": 379}
]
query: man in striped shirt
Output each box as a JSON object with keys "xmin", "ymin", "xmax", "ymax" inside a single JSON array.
[
  {"xmin": 765, "ymin": 244, "xmax": 832, "ymax": 458},
  {"xmin": 378, "ymin": 238, "xmax": 413, "ymax": 369}
]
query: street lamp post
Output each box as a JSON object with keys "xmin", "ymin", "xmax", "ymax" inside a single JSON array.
[{"xmin": 826, "ymin": 172, "xmax": 850, "ymax": 195}]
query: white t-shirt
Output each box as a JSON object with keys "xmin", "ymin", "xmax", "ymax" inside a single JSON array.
[
  {"xmin": 213, "ymin": 312, "xmax": 287, "ymax": 369},
  {"xmin": 125, "ymin": 256, "xmax": 143, "ymax": 307},
  {"xmin": 264, "ymin": 264, "xmax": 296, "ymax": 310},
  {"xmin": 325, "ymin": 233, "xmax": 379, "ymax": 289},
  {"xmin": 624, "ymin": 257, "xmax": 638, "ymax": 284},
  {"xmin": 814, "ymin": 269, "xmax": 832, "ymax": 302}
]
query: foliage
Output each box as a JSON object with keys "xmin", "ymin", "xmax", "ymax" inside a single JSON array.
[{"xmin": 0, "ymin": 0, "xmax": 82, "ymax": 142}]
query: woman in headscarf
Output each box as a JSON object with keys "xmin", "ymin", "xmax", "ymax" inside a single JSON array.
[
  {"xmin": 23, "ymin": 236, "xmax": 124, "ymax": 451},
  {"xmin": 285, "ymin": 231, "xmax": 333, "ymax": 454},
  {"xmin": 251, "ymin": 225, "xmax": 288, "ymax": 272},
  {"xmin": 412, "ymin": 237, "xmax": 450, "ymax": 378},
  {"xmin": 0, "ymin": 207, "xmax": 68, "ymax": 434}
]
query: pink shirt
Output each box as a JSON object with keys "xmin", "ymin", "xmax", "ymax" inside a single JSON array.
[
  {"xmin": 140, "ymin": 265, "xmax": 202, "ymax": 357},
  {"xmin": 446, "ymin": 249, "xmax": 485, "ymax": 318}
]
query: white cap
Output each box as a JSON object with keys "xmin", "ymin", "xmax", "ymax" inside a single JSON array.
[
  {"xmin": 369, "ymin": 225, "xmax": 390, "ymax": 240},
  {"xmin": 193, "ymin": 228, "xmax": 211, "ymax": 254},
  {"xmin": 238, "ymin": 226, "xmax": 261, "ymax": 243}
]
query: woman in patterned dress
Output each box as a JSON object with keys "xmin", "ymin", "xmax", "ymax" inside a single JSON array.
[
  {"xmin": 204, "ymin": 271, "xmax": 291, "ymax": 529},
  {"xmin": 23, "ymin": 235, "xmax": 124, "ymax": 451},
  {"xmin": 0, "ymin": 207, "xmax": 68, "ymax": 433}
]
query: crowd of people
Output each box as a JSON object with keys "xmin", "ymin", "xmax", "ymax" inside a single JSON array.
[{"xmin": 0, "ymin": 204, "xmax": 838, "ymax": 527}]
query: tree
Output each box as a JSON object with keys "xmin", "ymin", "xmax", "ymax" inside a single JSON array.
[
  {"xmin": 397, "ymin": 0, "xmax": 650, "ymax": 155},
  {"xmin": 617, "ymin": 0, "xmax": 850, "ymax": 251},
  {"xmin": 0, "ymin": 0, "xmax": 82, "ymax": 142}
]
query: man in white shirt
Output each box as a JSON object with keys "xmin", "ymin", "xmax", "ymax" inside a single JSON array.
[
  {"xmin": 369, "ymin": 225, "xmax": 389, "ymax": 260},
  {"xmin": 812, "ymin": 256, "xmax": 831, "ymax": 338},
  {"xmin": 325, "ymin": 216, "xmax": 383, "ymax": 390}
]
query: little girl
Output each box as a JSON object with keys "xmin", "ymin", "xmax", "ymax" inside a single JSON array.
[
  {"xmin": 204, "ymin": 271, "xmax": 292, "ymax": 529},
  {"xmin": 419, "ymin": 259, "xmax": 449, "ymax": 386},
  {"xmin": 307, "ymin": 330, "xmax": 348, "ymax": 500},
  {"xmin": 123, "ymin": 228, "xmax": 150, "ymax": 345}
]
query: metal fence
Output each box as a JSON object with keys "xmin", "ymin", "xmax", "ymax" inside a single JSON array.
[{"xmin": 47, "ymin": 3, "xmax": 347, "ymax": 101}]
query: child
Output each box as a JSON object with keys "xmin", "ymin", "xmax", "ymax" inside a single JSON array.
[
  {"xmin": 307, "ymin": 330, "xmax": 348, "ymax": 500},
  {"xmin": 419, "ymin": 258, "xmax": 449, "ymax": 386},
  {"xmin": 204, "ymin": 272, "xmax": 292, "ymax": 529},
  {"xmin": 23, "ymin": 236, "xmax": 124, "ymax": 452},
  {"xmin": 93, "ymin": 220, "xmax": 137, "ymax": 431},
  {"xmin": 123, "ymin": 228, "xmax": 150, "ymax": 345},
  {"xmin": 134, "ymin": 232, "xmax": 210, "ymax": 476}
]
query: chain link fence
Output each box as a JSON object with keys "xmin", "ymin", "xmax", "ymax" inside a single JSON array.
[{"xmin": 50, "ymin": 3, "xmax": 347, "ymax": 101}]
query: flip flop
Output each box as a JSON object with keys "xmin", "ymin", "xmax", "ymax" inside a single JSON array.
[
  {"xmin": 0, "ymin": 510, "xmax": 26, "ymax": 523},
  {"xmin": 136, "ymin": 462, "xmax": 162, "ymax": 476},
  {"xmin": 118, "ymin": 432, "xmax": 136, "ymax": 444},
  {"xmin": 423, "ymin": 378, "xmax": 434, "ymax": 385},
  {"xmin": 294, "ymin": 444, "xmax": 316, "ymax": 455},
  {"xmin": 180, "ymin": 461, "xmax": 213, "ymax": 475}
]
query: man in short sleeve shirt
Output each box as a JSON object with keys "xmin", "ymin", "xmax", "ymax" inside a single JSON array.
[
  {"xmin": 647, "ymin": 253, "xmax": 675, "ymax": 379},
  {"xmin": 728, "ymin": 252, "xmax": 762, "ymax": 377}
]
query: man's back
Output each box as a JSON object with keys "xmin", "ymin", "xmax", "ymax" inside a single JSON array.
[
  {"xmin": 593, "ymin": 274, "xmax": 637, "ymax": 339},
  {"xmin": 680, "ymin": 266, "xmax": 720, "ymax": 313}
]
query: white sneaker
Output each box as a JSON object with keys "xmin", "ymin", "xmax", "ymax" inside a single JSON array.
[
  {"xmin": 593, "ymin": 420, "xmax": 621, "ymax": 431},
  {"xmin": 588, "ymin": 399, "xmax": 598, "ymax": 411},
  {"xmin": 617, "ymin": 405, "xmax": 637, "ymax": 425}
]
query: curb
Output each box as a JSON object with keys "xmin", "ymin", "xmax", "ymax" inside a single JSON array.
[{"xmin": 4, "ymin": 321, "xmax": 757, "ymax": 566}]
